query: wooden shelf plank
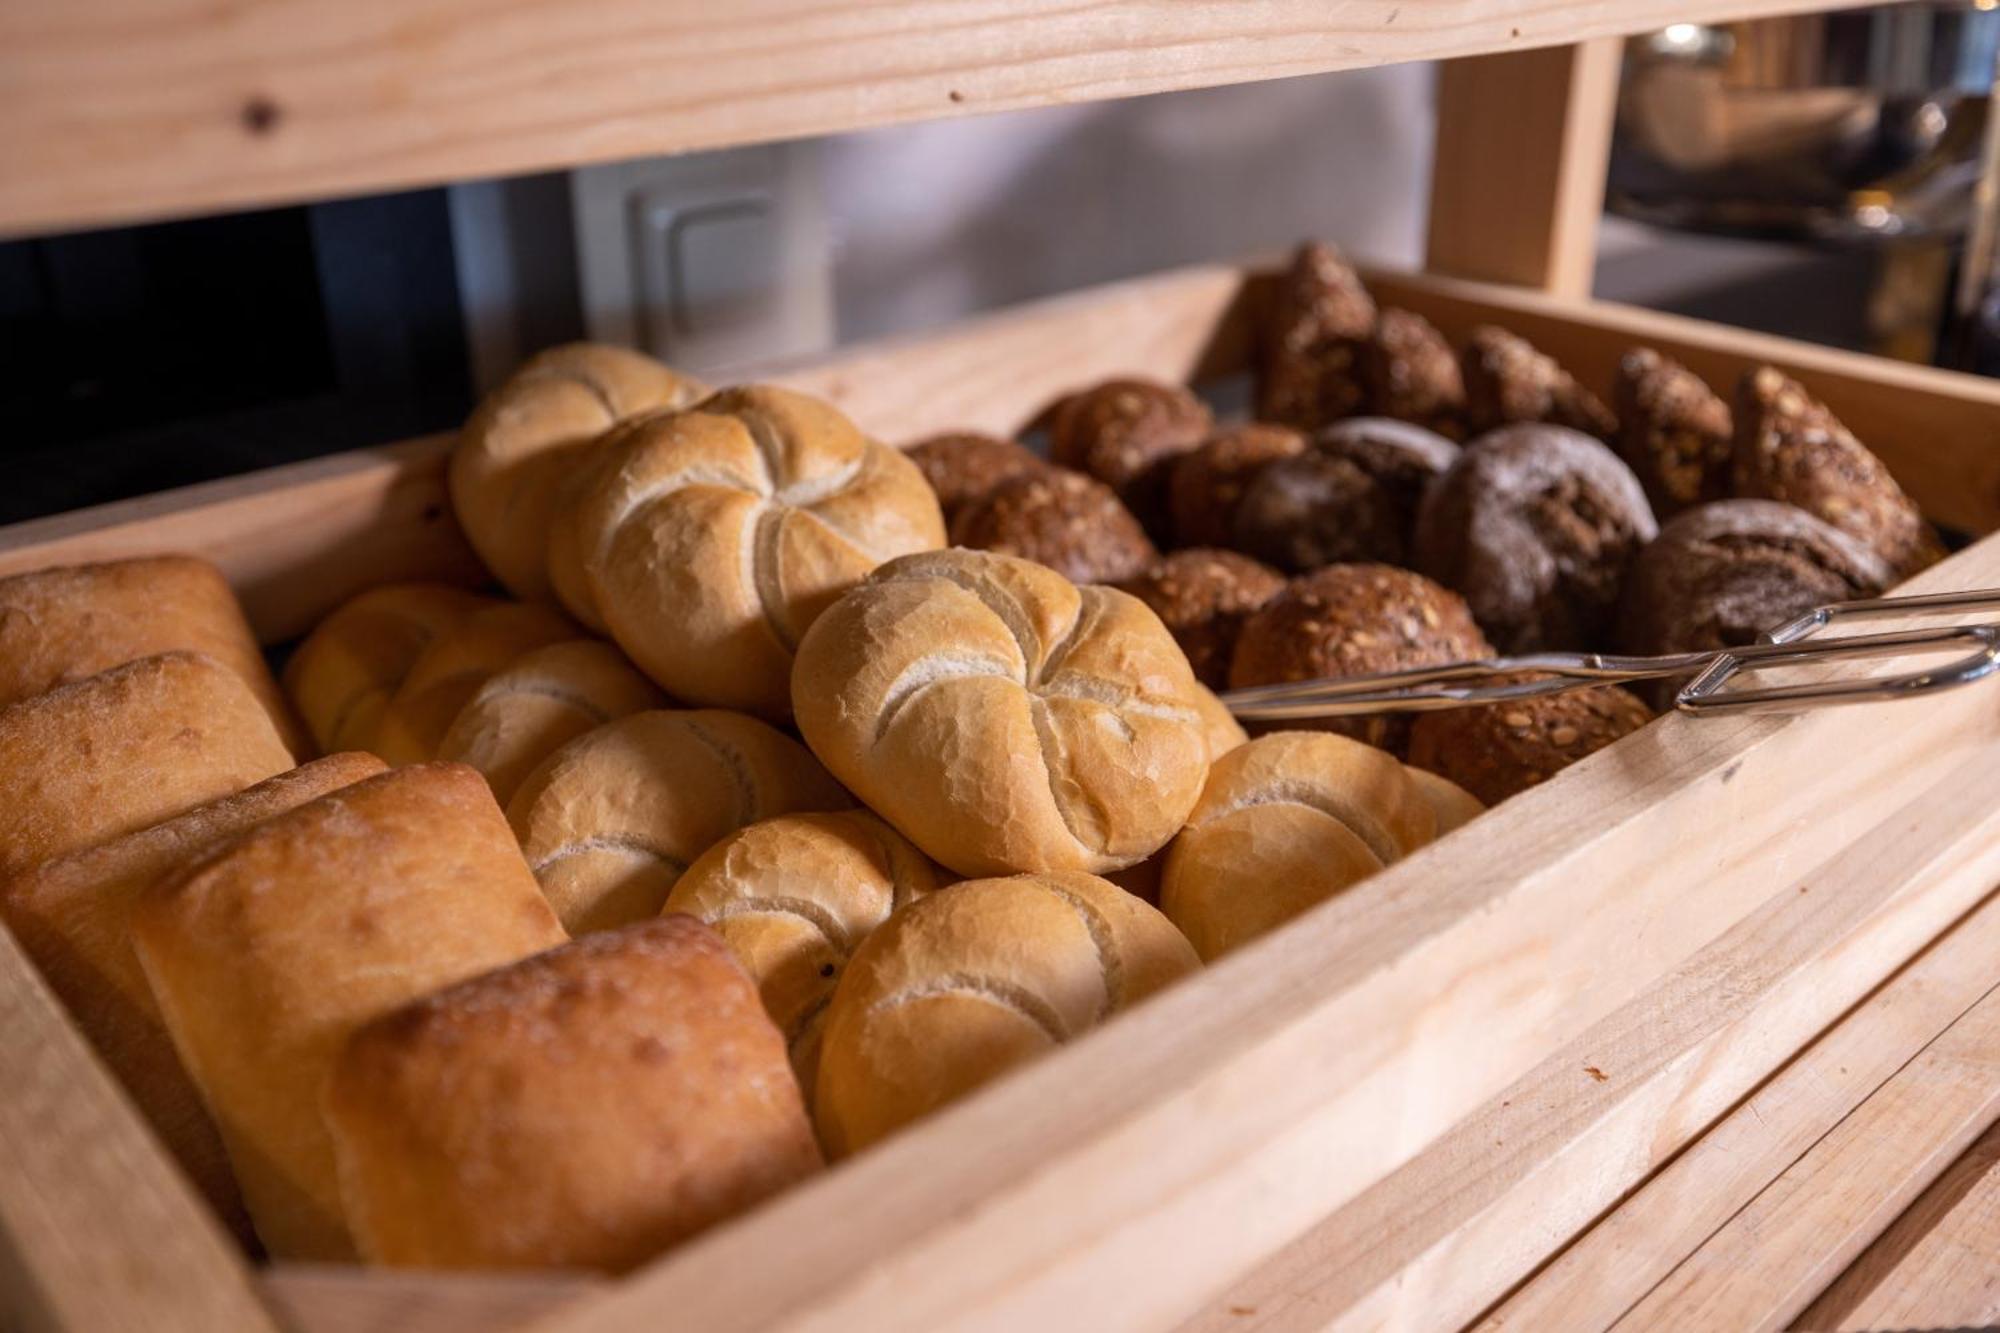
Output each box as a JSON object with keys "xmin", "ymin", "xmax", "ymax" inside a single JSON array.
[
  {"xmin": 0, "ymin": 0, "xmax": 1875, "ymax": 238},
  {"xmin": 261, "ymin": 1266, "xmax": 596, "ymax": 1333}
]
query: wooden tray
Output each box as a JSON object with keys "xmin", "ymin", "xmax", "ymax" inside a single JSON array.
[{"xmin": 4, "ymin": 259, "xmax": 1999, "ymax": 1333}]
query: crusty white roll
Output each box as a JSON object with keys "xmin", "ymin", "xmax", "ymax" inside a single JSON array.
[
  {"xmin": 571, "ymin": 385, "xmax": 946, "ymax": 718},
  {"xmin": 0, "ymin": 753, "xmax": 385, "ymax": 1234},
  {"xmin": 663, "ymin": 810, "xmax": 943, "ymax": 1085},
  {"xmin": 792, "ymin": 548, "xmax": 1210, "ymax": 877},
  {"xmin": 1191, "ymin": 681, "xmax": 1247, "ymax": 759},
  {"xmin": 435, "ymin": 638, "xmax": 666, "ymax": 807},
  {"xmin": 326, "ymin": 916, "xmax": 823, "ymax": 1272},
  {"xmin": 507, "ymin": 709, "xmax": 850, "ymax": 935},
  {"xmin": 1160, "ymin": 731, "xmax": 1436, "ymax": 961},
  {"xmin": 814, "ymin": 871, "xmax": 1198, "ymax": 1156},
  {"xmin": 369, "ymin": 601, "xmax": 575, "ymax": 765},
  {"xmin": 284, "ymin": 582, "xmax": 492, "ymax": 755},
  {"xmin": 131, "ymin": 763, "xmax": 567, "ymax": 1260},
  {"xmin": 0, "ymin": 652, "xmax": 296, "ymax": 880},
  {"xmin": 1406, "ymin": 766, "xmax": 1483, "ymax": 836},
  {"xmin": 449, "ymin": 343, "xmax": 706, "ymax": 601},
  {"xmin": 0, "ymin": 555, "xmax": 306, "ymax": 755}
]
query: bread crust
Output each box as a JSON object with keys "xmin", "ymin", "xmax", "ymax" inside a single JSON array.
[
  {"xmin": 284, "ymin": 582, "xmax": 492, "ymax": 754},
  {"xmin": 369, "ymin": 601, "xmax": 576, "ymax": 765},
  {"xmin": 1461, "ymin": 325, "xmax": 1617, "ymax": 439},
  {"xmin": 902, "ymin": 432, "xmax": 1049, "ymax": 525},
  {"xmin": 1613, "ymin": 348, "xmax": 1733, "ymax": 515},
  {"xmin": 1116, "ymin": 549, "xmax": 1285, "ymax": 689},
  {"xmin": 1407, "ymin": 684, "xmax": 1654, "ymax": 805},
  {"xmin": 949, "ymin": 467, "xmax": 1158, "ymax": 586},
  {"xmin": 1257, "ymin": 242, "xmax": 1377, "ymax": 429},
  {"xmin": 1167, "ymin": 423, "xmax": 1306, "ymax": 548}
]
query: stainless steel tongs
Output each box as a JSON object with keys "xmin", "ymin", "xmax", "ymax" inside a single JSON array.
[{"xmin": 1219, "ymin": 588, "xmax": 2000, "ymax": 719}]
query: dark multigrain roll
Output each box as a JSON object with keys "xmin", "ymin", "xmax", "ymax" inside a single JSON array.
[
  {"xmin": 1619, "ymin": 499, "xmax": 1893, "ymax": 661},
  {"xmin": 1612, "ymin": 349, "xmax": 1733, "ymax": 517},
  {"xmin": 1231, "ymin": 450, "xmax": 1402, "ymax": 571},
  {"xmin": 1731, "ymin": 367, "xmax": 1942, "ymax": 579},
  {"xmin": 1461, "ymin": 326, "xmax": 1617, "ymax": 439},
  {"xmin": 1361, "ymin": 308, "xmax": 1466, "ymax": 438},
  {"xmin": 1415, "ymin": 423, "xmax": 1658, "ymax": 653},
  {"xmin": 1047, "ymin": 378, "xmax": 1212, "ymax": 539},
  {"xmin": 1317, "ymin": 416, "xmax": 1461, "ymax": 526},
  {"xmin": 949, "ymin": 467, "xmax": 1158, "ymax": 585},
  {"xmin": 902, "ymin": 433, "xmax": 1049, "ymax": 526},
  {"xmin": 1117, "ymin": 549, "xmax": 1287, "ymax": 689},
  {"xmin": 1167, "ymin": 423, "xmax": 1306, "ymax": 549},
  {"xmin": 1257, "ymin": 242, "xmax": 1378, "ymax": 430},
  {"xmin": 1228, "ymin": 563, "xmax": 1493, "ymax": 752},
  {"xmin": 1407, "ymin": 684, "xmax": 1654, "ymax": 806}
]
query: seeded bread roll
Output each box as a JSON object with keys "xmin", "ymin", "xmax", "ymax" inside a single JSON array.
[
  {"xmin": 1316, "ymin": 416, "xmax": 1461, "ymax": 521},
  {"xmin": 814, "ymin": 871, "xmax": 1198, "ymax": 1155},
  {"xmin": 902, "ymin": 432, "xmax": 1050, "ymax": 526},
  {"xmin": 1613, "ymin": 348, "xmax": 1733, "ymax": 516},
  {"xmin": 1361, "ymin": 308, "xmax": 1466, "ymax": 438},
  {"xmin": 436, "ymin": 639, "xmax": 666, "ymax": 807},
  {"xmin": 1047, "ymin": 378, "xmax": 1212, "ymax": 537},
  {"xmin": 570, "ymin": 386, "xmax": 945, "ymax": 719},
  {"xmin": 1415, "ymin": 423, "xmax": 1658, "ymax": 653},
  {"xmin": 325, "ymin": 916, "xmax": 822, "ymax": 1272},
  {"xmin": 949, "ymin": 467, "xmax": 1158, "ymax": 586},
  {"xmin": 1228, "ymin": 564, "xmax": 1492, "ymax": 753},
  {"xmin": 1405, "ymin": 766, "xmax": 1484, "ymax": 835},
  {"xmin": 0, "ymin": 653, "xmax": 296, "ymax": 880},
  {"xmin": 1167, "ymin": 423, "xmax": 1306, "ymax": 548},
  {"xmin": 792, "ymin": 549, "xmax": 1210, "ymax": 877},
  {"xmin": 131, "ymin": 763, "xmax": 566, "ymax": 1259},
  {"xmin": 0, "ymin": 753, "xmax": 385, "ymax": 1234},
  {"xmin": 0, "ymin": 555, "xmax": 304, "ymax": 754},
  {"xmin": 369, "ymin": 602, "xmax": 576, "ymax": 765},
  {"xmin": 1461, "ymin": 325, "xmax": 1616, "ymax": 439},
  {"xmin": 1407, "ymin": 685, "xmax": 1654, "ymax": 805},
  {"xmin": 1116, "ymin": 549, "xmax": 1286, "ymax": 689},
  {"xmin": 1732, "ymin": 367, "xmax": 1941, "ymax": 578},
  {"xmin": 1160, "ymin": 731, "xmax": 1434, "ymax": 961},
  {"xmin": 664, "ymin": 810, "xmax": 943, "ymax": 1086},
  {"xmin": 1231, "ymin": 449, "xmax": 1402, "ymax": 572},
  {"xmin": 450, "ymin": 342, "xmax": 707, "ymax": 601},
  {"xmin": 507, "ymin": 709, "xmax": 850, "ymax": 935},
  {"xmin": 1257, "ymin": 242, "xmax": 1377, "ymax": 429},
  {"xmin": 284, "ymin": 582, "xmax": 493, "ymax": 754}
]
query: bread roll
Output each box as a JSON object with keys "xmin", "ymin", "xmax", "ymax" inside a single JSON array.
[
  {"xmin": 325, "ymin": 917, "xmax": 822, "ymax": 1272},
  {"xmin": 1407, "ymin": 684, "xmax": 1654, "ymax": 805},
  {"xmin": 436, "ymin": 639, "xmax": 666, "ymax": 807},
  {"xmin": 664, "ymin": 810, "xmax": 943, "ymax": 1084},
  {"xmin": 131, "ymin": 763, "xmax": 566, "ymax": 1260},
  {"xmin": 1114, "ymin": 549, "xmax": 1285, "ymax": 689},
  {"xmin": 571, "ymin": 385, "xmax": 945, "ymax": 718},
  {"xmin": 369, "ymin": 601, "xmax": 575, "ymax": 765},
  {"xmin": 1361, "ymin": 307, "xmax": 1466, "ymax": 438},
  {"xmin": 0, "ymin": 652, "xmax": 295, "ymax": 880},
  {"xmin": 1160, "ymin": 732, "xmax": 1434, "ymax": 960},
  {"xmin": 450, "ymin": 342, "xmax": 707, "ymax": 601},
  {"xmin": 814, "ymin": 871, "xmax": 1198, "ymax": 1155},
  {"xmin": 1046, "ymin": 378, "xmax": 1211, "ymax": 536},
  {"xmin": 0, "ymin": 753, "xmax": 385, "ymax": 1231},
  {"xmin": 1167, "ymin": 422, "xmax": 1305, "ymax": 548},
  {"xmin": 1191, "ymin": 682, "xmax": 1247, "ymax": 760},
  {"xmin": 1613, "ymin": 347, "xmax": 1733, "ymax": 516},
  {"xmin": 948, "ymin": 467, "xmax": 1158, "ymax": 586},
  {"xmin": 1461, "ymin": 325, "xmax": 1616, "ymax": 439},
  {"xmin": 1257, "ymin": 241, "xmax": 1377, "ymax": 430},
  {"xmin": 508, "ymin": 709, "xmax": 850, "ymax": 934},
  {"xmin": 0, "ymin": 555, "xmax": 304, "ymax": 754},
  {"xmin": 283, "ymin": 582, "xmax": 492, "ymax": 754},
  {"xmin": 792, "ymin": 549, "xmax": 1210, "ymax": 878},
  {"xmin": 902, "ymin": 432, "xmax": 1049, "ymax": 526},
  {"xmin": 1405, "ymin": 767, "xmax": 1483, "ymax": 836}
]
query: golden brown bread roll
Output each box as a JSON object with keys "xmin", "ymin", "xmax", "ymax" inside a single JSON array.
[
  {"xmin": 435, "ymin": 638, "xmax": 666, "ymax": 807},
  {"xmin": 325, "ymin": 916, "xmax": 822, "ymax": 1272},
  {"xmin": 1160, "ymin": 732, "xmax": 1435, "ymax": 960},
  {"xmin": 507, "ymin": 709, "xmax": 850, "ymax": 935},
  {"xmin": 1405, "ymin": 766, "xmax": 1484, "ymax": 836},
  {"xmin": 664, "ymin": 810, "xmax": 943, "ymax": 1085},
  {"xmin": 792, "ymin": 549, "xmax": 1210, "ymax": 878},
  {"xmin": 0, "ymin": 652, "xmax": 295, "ymax": 880},
  {"xmin": 570, "ymin": 385, "xmax": 945, "ymax": 718},
  {"xmin": 814, "ymin": 871, "xmax": 1198, "ymax": 1156},
  {"xmin": 450, "ymin": 343, "xmax": 707, "ymax": 601},
  {"xmin": 1191, "ymin": 682, "xmax": 1247, "ymax": 760},
  {"xmin": 283, "ymin": 582, "xmax": 492, "ymax": 754},
  {"xmin": 369, "ymin": 601, "xmax": 576, "ymax": 765},
  {"xmin": 130, "ymin": 763, "xmax": 566, "ymax": 1261},
  {"xmin": 0, "ymin": 555, "xmax": 305, "ymax": 754},
  {"xmin": 0, "ymin": 753, "xmax": 385, "ymax": 1232}
]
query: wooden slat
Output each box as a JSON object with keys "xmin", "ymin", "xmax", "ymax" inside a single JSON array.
[
  {"xmin": 1482, "ymin": 881, "xmax": 2000, "ymax": 1332},
  {"xmin": 1185, "ymin": 755, "xmax": 2000, "ymax": 1333},
  {"xmin": 1363, "ymin": 268, "xmax": 2000, "ymax": 536},
  {"xmin": 0, "ymin": 926, "xmax": 277, "ymax": 1333},
  {"xmin": 1426, "ymin": 38, "xmax": 1623, "ymax": 297},
  {"xmin": 1607, "ymin": 978, "xmax": 2000, "ymax": 1331},
  {"xmin": 1797, "ymin": 1120, "xmax": 2000, "ymax": 1332},
  {"xmin": 261, "ymin": 1267, "xmax": 596, "ymax": 1333},
  {"xmin": 0, "ymin": 2, "xmax": 1880, "ymax": 239}
]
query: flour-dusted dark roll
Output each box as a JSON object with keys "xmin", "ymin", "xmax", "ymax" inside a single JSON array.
[
  {"xmin": 1415, "ymin": 423, "xmax": 1658, "ymax": 653},
  {"xmin": 1613, "ymin": 348, "xmax": 1733, "ymax": 517},
  {"xmin": 1360, "ymin": 307, "xmax": 1465, "ymax": 438},
  {"xmin": 1117, "ymin": 549, "xmax": 1286, "ymax": 689},
  {"xmin": 950, "ymin": 467, "xmax": 1159, "ymax": 586},
  {"xmin": 1167, "ymin": 423, "xmax": 1306, "ymax": 548},
  {"xmin": 1461, "ymin": 325, "xmax": 1617, "ymax": 440},
  {"xmin": 1231, "ymin": 448, "xmax": 1403, "ymax": 572},
  {"xmin": 1257, "ymin": 242, "xmax": 1378, "ymax": 430}
]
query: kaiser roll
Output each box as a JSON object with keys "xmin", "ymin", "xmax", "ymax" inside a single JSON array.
[
  {"xmin": 284, "ymin": 582, "xmax": 492, "ymax": 754},
  {"xmin": 368, "ymin": 601, "xmax": 576, "ymax": 765}
]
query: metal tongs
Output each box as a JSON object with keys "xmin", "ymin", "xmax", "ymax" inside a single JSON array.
[{"xmin": 1220, "ymin": 588, "xmax": 2000, "ymax": 720}]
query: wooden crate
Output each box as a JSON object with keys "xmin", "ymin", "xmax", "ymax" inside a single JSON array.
[{"xmin": 4, "ymin": 259, "xmax": 2000, "ymax": 1333}]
